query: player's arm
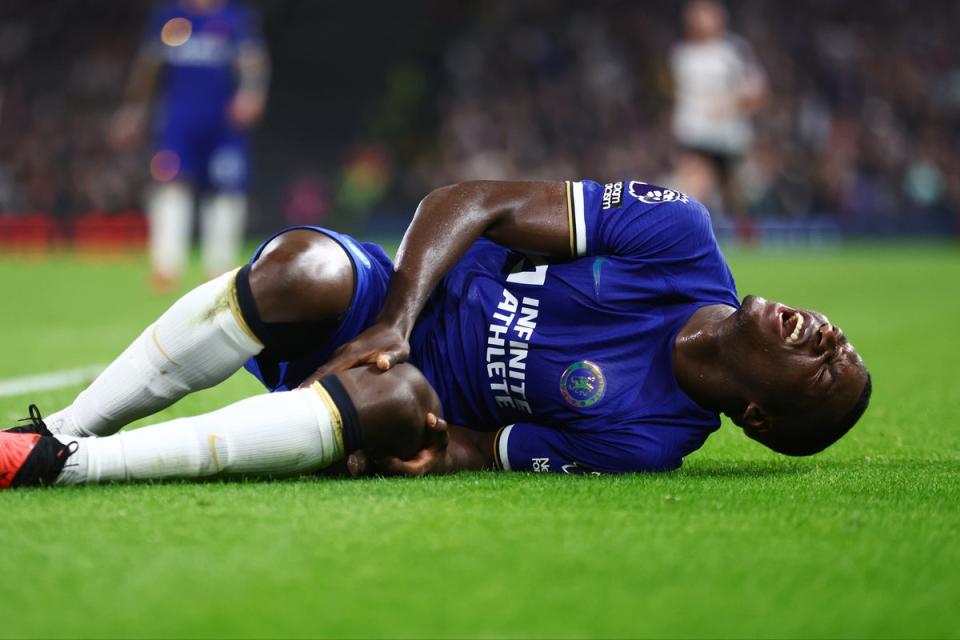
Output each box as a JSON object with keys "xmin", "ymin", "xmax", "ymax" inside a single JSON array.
[
  {"xmin": 229, "ymin": 46, "xmax": 270, "ymax": 128},
  {"xmin": 303, "ymin": 181, "xmax": 574, "ymax": 380},
  {"xmin": 109, "ymin": 55, "xmax": 163, "ymax": 150},
  {"xmin": 371, "ymin": 424, "xmax": 496, "ymax": 476},
  {"xmin": 384, "ymin": 180, "xmax": 572, "ymax": 338},
  {"xmin": 109, "ymin": 12, "xmax": 165, "ymax": 149},
  {"xmin": 374, "ymin": 420, "xmax": 683, "ymax": 476},
  {"xmin": 229, "ymin": 8, "xmax": 271, "ymax": 129},
  {"xmin": 343, "ymin": 422, "xmax": 496, "ymax": 477}
]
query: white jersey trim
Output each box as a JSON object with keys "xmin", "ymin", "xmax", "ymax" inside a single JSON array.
[
  {"xmin": 571, "ymin": 181, "xmax": 587, "ymax": 256},
  {"xmin": 498, "ymin": 424, "xmax": 514, "ymax": 471}
]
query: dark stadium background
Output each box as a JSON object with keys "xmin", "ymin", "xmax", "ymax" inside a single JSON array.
[{"xmin": 1, "ymin": 0, "xmax": 957, "ymax": 246}]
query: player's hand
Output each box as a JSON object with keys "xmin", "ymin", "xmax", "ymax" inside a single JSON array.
[
  {"xmin": 344, "ymin": 413, "xmax": 449, "ymax": 478},
  {"xmin": 109, "ymin": 104, "xmax": 147, "ymax": 150},
  {"xmin": 376, "ymin": 413, "xmax": 450, "ymax": 477},
  {"xmin": 299, "ymin": 322, "xmax": 409, "ymax": 388},
  {"xmin": 228, "ymin": 90, "xmax": 266, "ymax": 129}
]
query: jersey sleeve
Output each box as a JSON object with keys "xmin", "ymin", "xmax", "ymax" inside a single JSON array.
[
  {"xmin": 493, "ymin": 422, "xmax": 683, "ymax": 474},
  {"xmin": 564, "ymin": 179, "xmax": 718, "ymax": 261}
]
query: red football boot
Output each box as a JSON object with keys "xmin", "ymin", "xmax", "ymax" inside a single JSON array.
[{"xmin": 0, "ymin": 431, "xmax": 75, "ymax": 489}]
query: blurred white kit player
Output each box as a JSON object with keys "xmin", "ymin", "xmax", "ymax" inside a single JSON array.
[
  {"xmin": 670, "ymin": 0, "xmax": 766, "ymax": 227},
  {"xmin": 111, "ymin": 0, "xmax": 270, "ymax": 290}
]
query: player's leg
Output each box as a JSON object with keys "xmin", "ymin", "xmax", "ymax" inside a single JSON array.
[
  {"xmin": 148, "ymin": 180, "xmax": 194, "ymax": 292},
  {"xmin": 0, "ymin": 364, "xmax": 437, "ymax": 488},
  {"xmin": 44, "ymin": 268, "xmax": 263, "ymax": 437},
  {"xmin": 44, "ymin": 230, "xmax": 355, "ymax": 438},
  {"xmin": 200, "ymin": 136, "xmax": 251, "ymax": 280},
  {"xmin": 200, "ymin": 191, "xmax": 247, "ymax": 279},
  {"xmin": 148, "ymin": 114, "xmax": 198, "ymax": 291}
]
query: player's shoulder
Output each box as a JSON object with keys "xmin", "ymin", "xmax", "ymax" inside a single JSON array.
[
  {"xmin": 570, "ymin": 178, "xmax": 719, "ymax": 259},
  {"xmin": 591, "ymin": 179, "xmax": 712, "ymax": 223},
  {"xmin": 622, "ymin": 413, "xmax": 720, "ymax": 472}
]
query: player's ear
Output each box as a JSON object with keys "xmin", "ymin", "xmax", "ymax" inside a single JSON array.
[{"xmin": 741, "ymin": 402, "xmax": 771, "ymax": 434}]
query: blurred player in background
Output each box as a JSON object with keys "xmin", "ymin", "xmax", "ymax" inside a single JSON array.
[
  {"xmin": 670, "ymin": 0, "xmax": 766, "ymax": 243},
  {"xmin": 111, "ymin": 0, "xmax": 270, "ymax": 291}
]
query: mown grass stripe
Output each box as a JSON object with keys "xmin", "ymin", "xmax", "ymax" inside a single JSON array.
[{"xmin": 0, "ymin": 364, "xmax": 105, "ymax": 398}]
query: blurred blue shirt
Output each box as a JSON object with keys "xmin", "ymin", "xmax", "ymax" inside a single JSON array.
[{"xmin": 144, "ymin": 0, "xmax": 264, "ymax": 125}]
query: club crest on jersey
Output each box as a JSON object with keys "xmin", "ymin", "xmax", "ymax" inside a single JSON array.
[
  {"xmin": 559, "ymin": 360, "xmax": 606, "ymax": 408},
  {"xmin": 627, "ymin": 181, "xmax": 689, "ymax": 205}
]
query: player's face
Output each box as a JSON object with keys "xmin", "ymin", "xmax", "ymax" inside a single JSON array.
[
  {"xmin": 685, "ymin": 1, "xmax": 726, "ymax": 40},
  {"xmin": 724, "ymin": 295, "xmax": 868, "ymax": 426}
]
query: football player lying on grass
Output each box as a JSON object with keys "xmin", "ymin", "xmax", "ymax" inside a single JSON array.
[{"xmin": 1, "ymin": 180, "xmax": 871, "ymax": 488}]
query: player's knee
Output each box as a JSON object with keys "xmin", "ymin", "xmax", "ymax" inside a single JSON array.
[
  {"xmin": 335, "ymin": 363, "xmax": 441, "ymax": 460},
  {"xmin": 369, "ymin": 364, "xmax": 441, "ymax": 459},
  {"xmin": 388, "ymin": 363, "xmax": 442, "ymax": 424},
  {"xmin": 248, "ymin": 230, "xmax": 354, "ymax": 324}
]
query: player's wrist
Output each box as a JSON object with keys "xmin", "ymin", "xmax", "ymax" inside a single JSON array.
[{"xmin": 375, "ymin": 298, "xmax": 419, "ymax": 339}]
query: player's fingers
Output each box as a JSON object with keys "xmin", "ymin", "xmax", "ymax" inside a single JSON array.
[
  {"xmin": 428, "ymin": 414, "xmax": 448, "ymax": 432},
  {"xmin": 338, "ymin": 342, "xmax": 383, "ymax": 370},
  {"xmin": 424, "ymin": 414, "xmax": 449, "ymax": 448},
  {"xmin": 304, "ymin": 344, "xmax": 369, "ymax": 385},
  {"xmin": 307, "ymin": 348, "xmax": 349, "ymax": 382},
  {"xmin": 379, "ymin": 456, "xmax": 420, "ymax": 477},
  {"xmin": 378, "ymin": 343, "xmax": 412, "ymax": 370},
  {"xmin": 346, "ymin": 451, "xmax": 368, "ymax": 478},
  {"xmin": 381, "ymin": 448, "xmax": 438, "ymax": 477}
]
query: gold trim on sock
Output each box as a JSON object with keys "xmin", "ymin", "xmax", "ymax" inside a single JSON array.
[
  {"xmin": 151, "ymin": 325, "xmax": 180, "ymax": 366},
  {"xmin": 226, "ymin": 267, "xmax": 263, "ymax": 347},
  {"xmin": 311, "ymin": 381, "xmax": 345, "ymax": 458},
  {"xmin": 207, "ymin": 434, "xmax": 225, "ymax": 473}
]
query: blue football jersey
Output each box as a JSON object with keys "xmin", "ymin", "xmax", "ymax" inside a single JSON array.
[
  {"xmin": 144, "ymin": 1, "xmax": 264, "ymax": 124},
  {"xmin": 408, "ymin": 180, "xmax": 740, "ymax": 473}
]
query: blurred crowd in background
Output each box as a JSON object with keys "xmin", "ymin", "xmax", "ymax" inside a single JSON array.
[
  {"xmin": 1, "ymin": 0, "xmax": 958, "ymax": 240},
  {"xmin": 416, "ymin": 0, "xmax": 960, "ymax": 232},
  {"xmin": 0, "ymin": 3, "xmax": 143, "ymax": 219}
]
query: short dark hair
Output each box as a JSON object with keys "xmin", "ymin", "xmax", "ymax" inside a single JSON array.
[{"xmin": 771, "ymin": 372, "xmax": 873, "ymax": 457}]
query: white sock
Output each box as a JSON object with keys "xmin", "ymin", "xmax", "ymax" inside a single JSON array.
[
  {"xmin": 201, "ymin": 192, "xmax": 247, "ymax": 279},
  {"xmin": 47, "ymin": 270, "xmax": 263, "ymax": 437},
  {"xmin": 149, "ymin": 182, "xmax": 194, "ymax": 282},
  {"xmin": 55, "ymin": 385, "xmax": 346, "ymax": 484}
]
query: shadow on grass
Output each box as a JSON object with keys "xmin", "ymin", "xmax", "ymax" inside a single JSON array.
[
  {"xmin": 678, "ymin": 459, "xmax": 815, "ymax": 479},
  {"xmin": 679, "ymin": 455, "xmax": 960, "ymax": 480}
]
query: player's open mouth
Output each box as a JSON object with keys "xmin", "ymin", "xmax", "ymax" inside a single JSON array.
[{"xmin": 782, "ymin": 310, "xmax": 805, "ymax": 344}]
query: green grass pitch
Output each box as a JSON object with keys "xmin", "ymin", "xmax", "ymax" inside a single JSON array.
[{"xmin": 0, "ymin": 242, "xmax": 957, "ymax": 639}]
